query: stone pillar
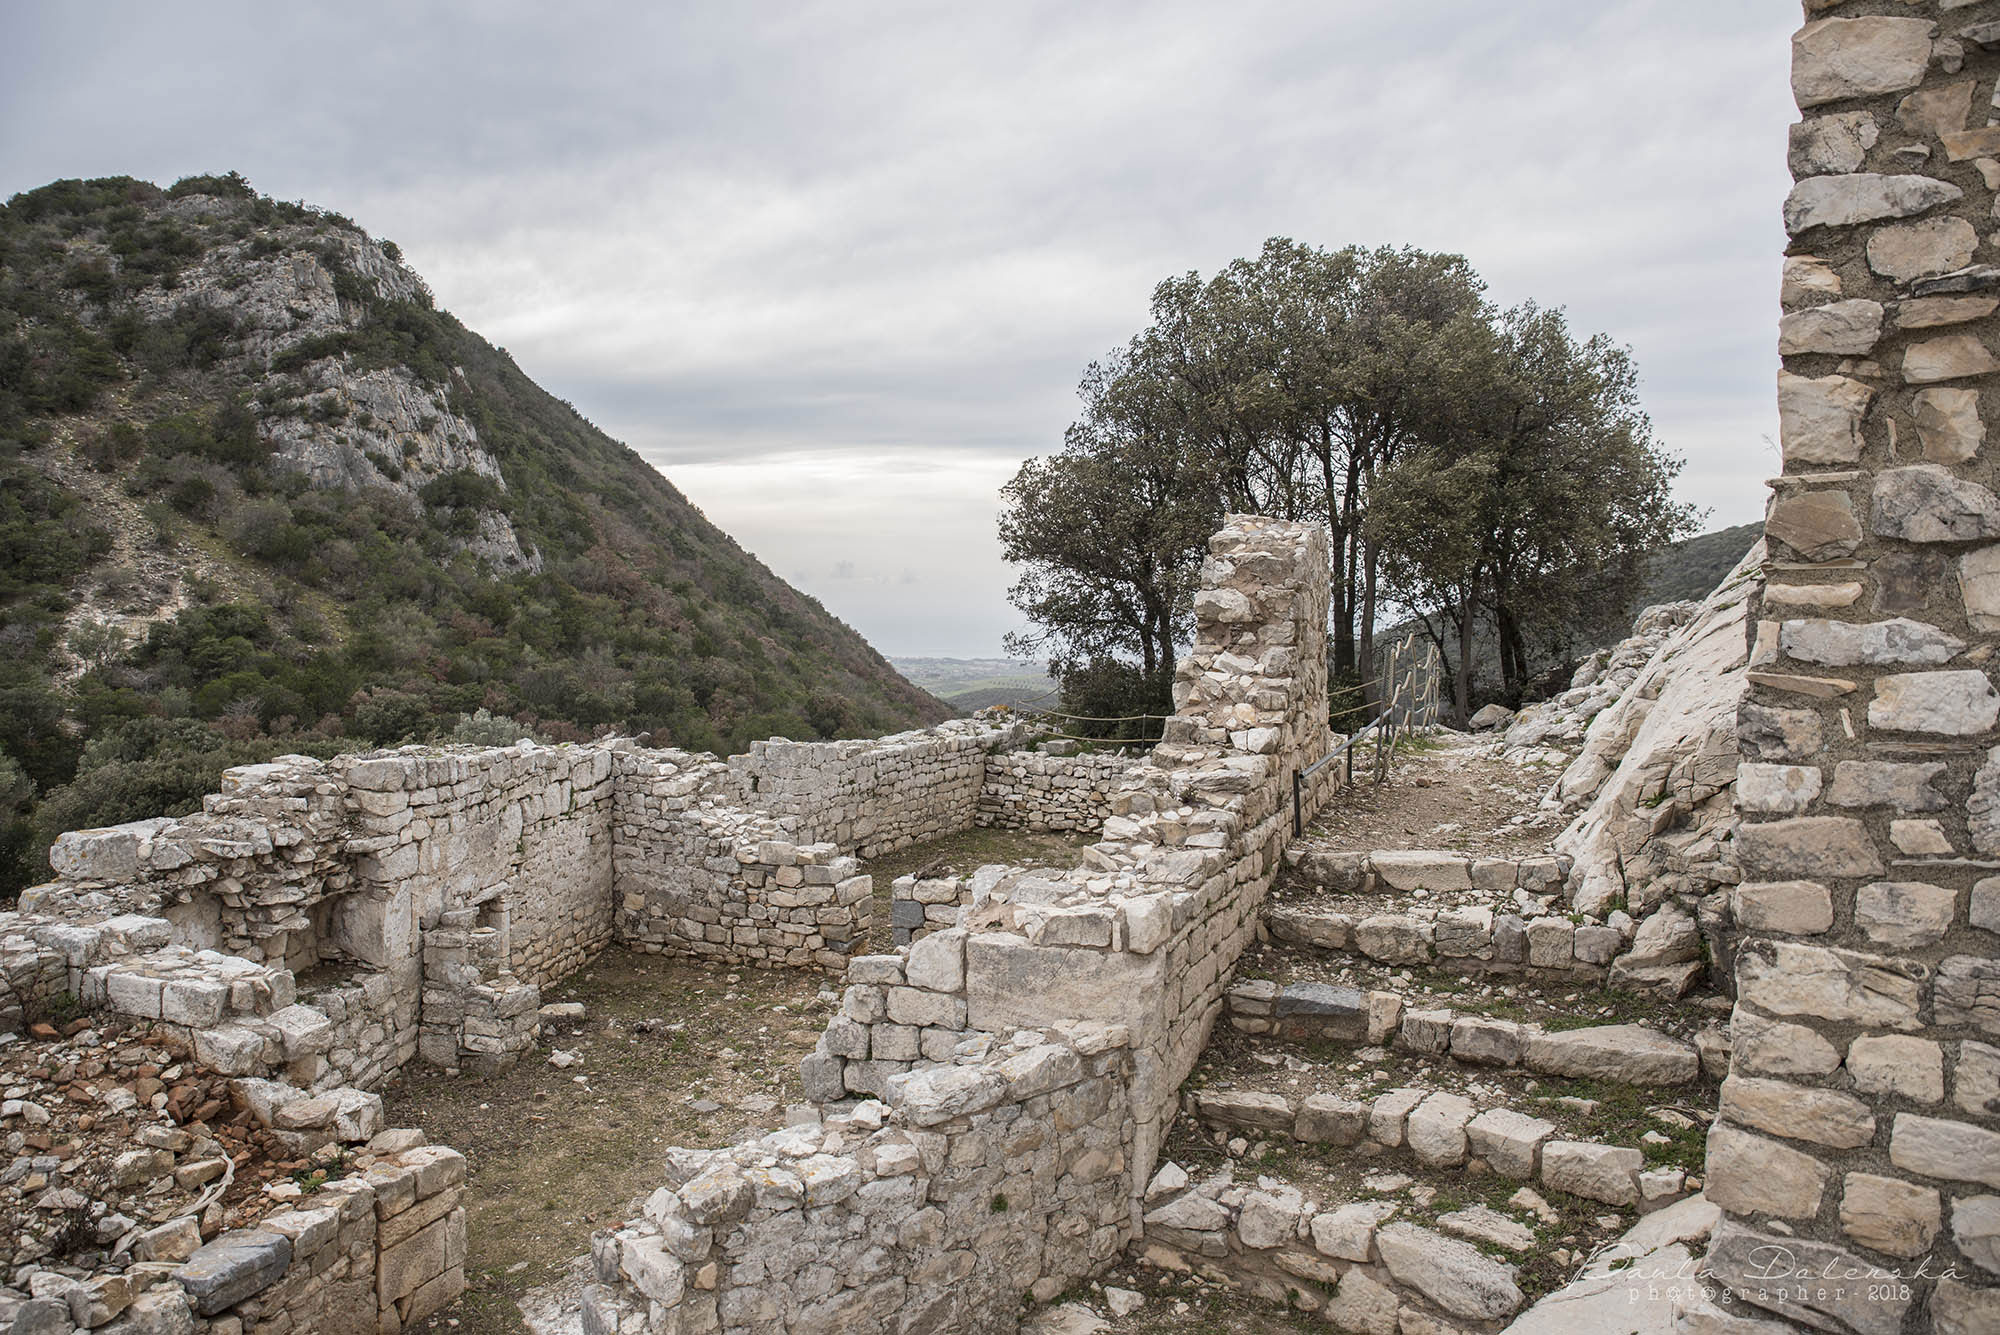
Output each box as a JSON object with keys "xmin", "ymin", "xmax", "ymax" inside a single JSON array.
[{"xmin": 1706, "ymin": 8, "xmax": 2000, "ymax": 1331}]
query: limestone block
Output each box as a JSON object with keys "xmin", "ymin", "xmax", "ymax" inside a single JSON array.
[
  {"xmin": 1872, "ymin": 464, "xmax": 2000, "ymax": 542},
  {"xmin": 1449, "ymin": 1016, "xmax": 1523, "ymax": 1067},
  {"xmin": 1789, "ymin": 112, "xmax": 1878, "ymax": 176},
  {"xmin": 1374, "ymin": 1222, "xmax": 1523, "ymax": 1322},
  {"xmin": 1778, "ymin": 300, "xmax": 1884, "ymax": 356},
  {"xmin": 1719, "ymin": 1074, "xmax": 1875, "ymax": 1149},
  {"xmin": 1792, "ymin": 17, "xmax": 1935, "ymax": 109},
  {"xmin": 1937, "ymin": 955, "xmax": 2000, "ymax": 1034},
  {"xmin": 1848, "ymin": 1034, "xmax": 1944, "ymax": 1104},
  {"xmin": 1196, "ymin": 1089, "xmax": 1293, "ymax": 1132},
  {"xmin": 1369, "ymin": 850, "xmax": 1471, "ymax": 891},
  {"xmin": 1523, "ymin": 1024, "xmax": 1698, "ymax": 1085},
  {"xmin": 1704, "ymin": 1126, "xmax": 1829, "ymax": 1219},
  {"xmin": 174, "ymin": 1231, "xmax": 293, "ymax": 1315},
  {"xmin": 1739, "ymin": 701, "xmax": 1826, "ymax": 762},
  {"xmin": 1734, "ymin": 763, "xmax": 1823, "ymax": 814},
  {"xmin": 1466, "ymin": 1108, "xmax": 1554, "ymax": 1179},
  {"xmin": 1956, "ymin": 1040, "xmax": 2000, "ymax": 1118},
  {"xmin": 1369, "ymin": 1088, "xmax": 1426, "ymax": 1148},
  {"xmin": 1855, "ymin": 880, "xmax": 1957, "ymax": 948},
  {"xmin": 1406, "ymin": 1092, "xmax": 1477, "ymax": 1167},
  {"xmin": 1734, "ymin": 1012, "xmax": 1841, "ymax": 1077},
  {"xmin": 1397, "ymin": 1009, "xmax": 1453, "ymax": 1055},
  {"xmin": 1899, "ymin": 294, "xmax": 2000, "ymax": 329},
  {"xmin": 1765, "ymin": 489, "xmax": 1863, "ymax": 561},
  {"xmin": 1737, "ymin": 941, "xmax": 1925, "ymax": 1030},
  {"xmin": 1295, "ymin": 1094, "xmax": 1366, "ymax": 1146},
  {"xmin": 1355, "ymin": 915, "xmax": 1432, "ymax": 966},
  {"xmin": 1904, "ymin": 333, "xmax": 2000, "ymax": 384},
  {"xmin": 1871, "ymin": 669, "xmax": 2000, "ymax": 735},
  {"xmin": 1952, "ymin": 1194, "xmax": 2000, "ymax": 1275},
  {"xmin": 1736, "ymin": 816, "xmax": 1884, "ymax": 880},
  {"xmin": 1826, "ymin": 760, "xmax": 1948, "ymax": 810},
  {"xmin": 1935, "ymin": 1276, "xmax": 2000, "ymax": 1335},
  {"xmin": 1784, "ymin": 173, "xmax": 1961, "ymax": 235},
  {"xmin": 1781, "ymin": 616, "xmax": 1964, "ymax": 666},
  {"xmin": 1868, "ymin": 216, "xmax": 1979, "ymax": 283},
  {"xmin": 1310, "ymin": 1200, "xmax": 1396, "ymax": 1263},
  {"xmin": 1784, "ymin": 255, "xmax": 1844, "ymax": 305},
  {"xmin": 1889, "ymin": 1112, "xmax": 2000, "ymax": 1189},
  {"xmin": 1732, "ymin": 880, "xmax": 1834, "ymax": 934},
  {"xmin": 1705, "ymin": 1219, "xmax": 1909, "ymax": 1335},
  {"xmin": 903, "ymin": 928, "xmax": 965, "ymax": 993},
  {"xmin": 1525, "ymin": 918, "xmax": 1573, "ymax": 969},
  {"xmin": 1274, "ymin": 982, "xmax": 1367, "ymax": 1039},
  {"xmin": 1915, "ymin": 386, "xmax": 1986, "ymax": 463},
  {"xmin": 1324, "ymin": 1267, "xmax": 1399, "ymax": 1332},
  {"xmin": 1539, "ymin": 1141, "xmax": 1641, "ymax": 1206},
  {"xmin": 1237, "ymin": 1184, "xmax": 1304, "ymax": 1250}
]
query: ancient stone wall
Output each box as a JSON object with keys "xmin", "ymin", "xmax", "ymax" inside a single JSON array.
[
  {"xmin": 583, "ymin": 1023, "xmax": 1135, "ymax": 1335},
  {"xmin": 975, "ymin": 745, "xmax": 1141, "ymax": 833},
  {"xmin": 590, "ymin": 516, "xmax": 1338, "ymax": 1331},
  {"xmin": 1703, "ymin": 7, "xmax": 2000, "ymax": 1331},
  {"xmin": 728, "ymin": 721, "xmax": 1020, "ymax": 856}
]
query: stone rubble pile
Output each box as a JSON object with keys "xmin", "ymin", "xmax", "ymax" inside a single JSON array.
[{"xmin": 0, "ymin": 1014, "xmax": 466, "ymax": 1335}]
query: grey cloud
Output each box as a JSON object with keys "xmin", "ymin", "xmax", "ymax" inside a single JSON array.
[{"xmin": 2, "ymin": 0, "xmax": 1800, "ymax": 655}]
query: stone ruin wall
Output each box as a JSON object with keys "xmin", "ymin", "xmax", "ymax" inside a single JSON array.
[
  {"xmin": 582, "ymin": 515, "xmax": 1340, "ymax": 1334},
  {"xmin": 4, "ymin": 698, "xmax": 1150, "ymax": 1101},
  {"xmin": 1702, "ymin": 5, "xmax": 2000, "ymax": 1332}
]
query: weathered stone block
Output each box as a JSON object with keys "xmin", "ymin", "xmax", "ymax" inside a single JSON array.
[
  {"xmin": 1705, "ymin": 1126, "xmax": 1829, "ymax": 1219},
  {"xmin": 1719, "ymin": 1074, "xmax": 1875, "ymax": 1149},
  {"xmin": 1841, "ymin": 1172, "xmax": 1940, "ymax": 1260}
]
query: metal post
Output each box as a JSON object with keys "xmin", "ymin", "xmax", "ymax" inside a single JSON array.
[{"xmin": 1292, "ymin": 770, "xmax": 1302, "ymax": 838}]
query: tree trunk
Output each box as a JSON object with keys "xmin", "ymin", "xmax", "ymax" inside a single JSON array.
[
  {"xmin": 1454, "ymin": 588, "xmax": 1477, "ymax": 724},
  {"xmin": 1358, "ymin": 543, "xmax": 1382, "ymax": 699}
]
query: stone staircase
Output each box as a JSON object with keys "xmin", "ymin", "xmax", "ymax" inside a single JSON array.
[
  {"xmin": 1135, "ymin": 1013, "xmax": 1725, "ymax": 1332},
  {"xmin": 1131, "ymin": 783, "xmax": 1743, "ymax": 1330},
  {"xmin": 1270, "ymin": 844, "xmax": 1709, "ymax": 995}
]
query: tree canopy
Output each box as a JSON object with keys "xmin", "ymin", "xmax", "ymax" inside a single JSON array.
[{"xmin": 999, "ymin": 238, "xmax": 1696, "ymax": 726}]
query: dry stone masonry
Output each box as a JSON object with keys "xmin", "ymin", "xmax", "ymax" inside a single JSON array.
[
  {"xmin": 1708, "ymin": 6, "xmax": 2000, "ymax": 1331},
  {"xmin": 582, "ymin": 515, "xmax": 1346, "ymax": 1333}
]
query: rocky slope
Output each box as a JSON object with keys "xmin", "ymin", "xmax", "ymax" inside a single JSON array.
[{"xmin": 0, "ymin": 173, "xmax": 949, "ymax": 894}]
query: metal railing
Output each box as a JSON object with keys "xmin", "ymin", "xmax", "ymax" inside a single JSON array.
[{"xmin": 1292, "ymin": 634, "xmax": 1441, "ymax": 837}]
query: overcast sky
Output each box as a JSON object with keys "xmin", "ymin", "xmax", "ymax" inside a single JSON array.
[{"xmin": 2, "ymin": 1, "xmax": 1798, "ymax": 658}]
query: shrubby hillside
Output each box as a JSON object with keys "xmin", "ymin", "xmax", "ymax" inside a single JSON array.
[{"xmin": 0, "ymin": 173, "xmax": 948, "ymax": 895}]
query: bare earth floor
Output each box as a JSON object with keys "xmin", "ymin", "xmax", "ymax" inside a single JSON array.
[
  {"xmin": 1300, "ymin": 732, "xmax": 1567, "ymax": 860},
  {"xmin": 381, "ymin": 949, "xmax": 833, "ymax": 1334}
]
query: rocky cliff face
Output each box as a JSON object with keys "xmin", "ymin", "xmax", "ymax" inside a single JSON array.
[{"xmin": 121, "ymin": 202, "xmax": 536, "ymax": 571}]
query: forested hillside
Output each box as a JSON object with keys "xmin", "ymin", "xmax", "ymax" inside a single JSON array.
[{"xmin": 0, "ymin": 173, "xmax": 948, "ymax": 896}]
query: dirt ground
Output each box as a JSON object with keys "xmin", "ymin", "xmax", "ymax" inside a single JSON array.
[
  {"xmin": 380, "ymin": 949, "xmax": 833, "ymax": 1334},
  {"xmin": 1302, "ymin": 732, "xmax": 1567, "ymax": 860}
]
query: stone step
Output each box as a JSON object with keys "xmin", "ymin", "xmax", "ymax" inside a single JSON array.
[
  {"xmin": 1286, "ymin": 845, "xmax": 1570, "ymax": 898},
  {"xmin": 1184, "ymin": 1081, "xmax": 1694, "ymax": 1213},
  {"xmin": 1262, "ymin": 884, "xmax": 1708, "ymax": 996},
  {"xmin": 1222, "ymin": 976, "xmax": 1718, "ymax": 1088},
  {"xmin": 1134, "ymin": 1139, "xmax": 1663, "ymax": 1332}
]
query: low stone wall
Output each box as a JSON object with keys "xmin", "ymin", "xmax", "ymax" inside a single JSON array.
[
  {"xmin": 976, "ymin": 746, "xmax": 1138, "ymax": 833},
  {"xmin": 165, "ymin": 1136, "xmax": 467, "ymax": 1335},
  {"xmin": 613, "ymin": 749, "xmax": 873, "ymax": 968},
  {"xmin": 583, "ymin": 1023, "xmax": 1134, "ymax": 1335},
  {"xmin": 588, "ymin": 515, "xmax": 1342, "ymax": 1331},
  {"xmin": 730, "ymin": 721, "xmax": 1021, "ymax": 856}
]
